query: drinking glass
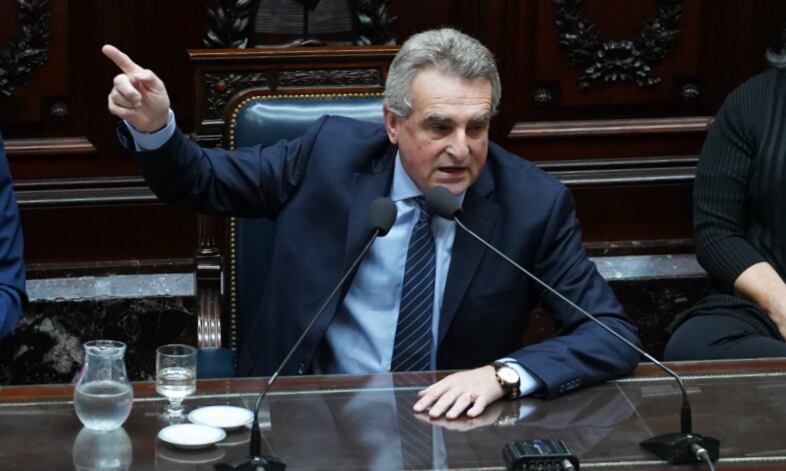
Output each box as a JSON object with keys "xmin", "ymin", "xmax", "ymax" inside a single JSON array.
[{"xmin": 156, "ymin": 344, "xmax": 197, "ymax": 417}]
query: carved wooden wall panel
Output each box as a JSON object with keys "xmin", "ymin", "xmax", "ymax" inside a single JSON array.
[
  {"xmin": 0, "ymin": 0, "xmax": 211, "ymax": 274},
  {"xmin": 0, "ymin": 0, "xmax": 785, "ymax": 274},
  {"xmin": 480, "ymin": 0, "xmax": 786, "ymax": 241}
]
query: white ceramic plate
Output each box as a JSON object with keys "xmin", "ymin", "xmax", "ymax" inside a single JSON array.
[
  {"xmin": 188, "ymin": 405, "xmax": 254, "ymax": 431},
  {"xmin": 158, "ymin": 423, "xmax": 226, "ymax": 450}
]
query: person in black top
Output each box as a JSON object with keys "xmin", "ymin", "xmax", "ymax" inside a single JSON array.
[{"xmin": 664, "ymin": 49, "xmax": 786, "ymax": 360}]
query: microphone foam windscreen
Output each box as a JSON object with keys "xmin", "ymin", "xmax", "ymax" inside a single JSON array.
[
  {"xmin": 369, "ymin": 197, "xmax": 397, "ymax": 236},
  {"xmin": 425, "ymin": 186, "xmax": 462, "ymax": 219}
]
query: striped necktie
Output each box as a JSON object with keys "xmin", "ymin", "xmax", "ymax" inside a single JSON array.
[{"xmin": 391, "ymin": 198, "xmax": 435, "ymax": 372}]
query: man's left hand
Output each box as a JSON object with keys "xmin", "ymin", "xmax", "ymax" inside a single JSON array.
[{"xmin": 413, "ymin": 365, "xmax": 505, "ymax": 419}]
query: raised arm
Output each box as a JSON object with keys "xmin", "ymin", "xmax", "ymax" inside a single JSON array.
[{"xmin": 102, "ymin": 45, "xmax": 170, "ymax": 133}]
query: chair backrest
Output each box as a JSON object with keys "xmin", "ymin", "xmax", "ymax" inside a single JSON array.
[{"xmin": 226, "ymin": 93, "xmax": 385, "ymax": 356}]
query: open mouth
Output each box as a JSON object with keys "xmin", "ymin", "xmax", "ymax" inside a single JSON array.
[{"xmin": 438, "ymin": 166, "xmax": 466, "ymax": 176}]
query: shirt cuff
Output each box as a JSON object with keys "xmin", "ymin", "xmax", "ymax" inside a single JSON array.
[
  {"xmin": 124, "ymin": 109, "xmax": 175, "ymax": 151},
  {"xmin": 500, "ymin": 357, "xmax": 541, "ymax": 397}
]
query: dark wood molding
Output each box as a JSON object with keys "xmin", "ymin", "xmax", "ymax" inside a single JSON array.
[
  {"xmin": 188, "ymin": 44, "xmax": 400, "ymax": 62},
  {"xmin": 509, "ymin": 116, "xmax": 712, "ymax": 139},
  {"xmin": 195, "ymin": 213, "xmax": 224, "ymax": 348},
  {"xmin": 4, "ymin": 137, "xmax": 98, "ymax": 157},
  {"xmin": 553, "ymin": 165, "xmax": 694, "ymax": 187},
  {"xmin": 14, "ymin": 176, "xmax": 156, "ymax": 207},
  {"xmin": 538, "ymin": 155, "xmax": 698, "ymax": 171},
  {"xmin": 188, "ymin": 45, "xmax": 398, "ymax": 145},
  {"xmin": 538, "ymin": 155, "xmax": 697, "ymax": 186}
]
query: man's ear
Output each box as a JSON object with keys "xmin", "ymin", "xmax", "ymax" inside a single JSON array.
[{"xmin": 383, "ymin": 104, "xmax": 399, "ymax": 145}]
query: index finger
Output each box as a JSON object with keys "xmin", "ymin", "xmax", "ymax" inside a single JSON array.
[{"xmin": 102, "ymin": 44, "xmax": 143, "ymax": 74}]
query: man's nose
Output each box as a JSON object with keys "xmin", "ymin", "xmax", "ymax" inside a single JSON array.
[{"xmin": 448, "ymin": 129, "xmax": 470, "ymax": 160}]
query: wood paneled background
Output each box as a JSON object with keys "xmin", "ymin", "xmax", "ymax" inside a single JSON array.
[{"xmin": 2, "ymin": 0, "xmax": 785, "ymax": 276}]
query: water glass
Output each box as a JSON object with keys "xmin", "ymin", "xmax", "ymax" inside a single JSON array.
[
  {"xmin": 156, "ymin": 344, "xmax": 197, "ymax": 417},
  {"xmin": 73, "ymin": 340, "xmax": 134, "ymax": 431}
]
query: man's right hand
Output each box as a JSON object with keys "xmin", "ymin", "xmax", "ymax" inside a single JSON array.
[{"xmin": 102, "ymin": 45, "xmax": 170, "ymax": 133}]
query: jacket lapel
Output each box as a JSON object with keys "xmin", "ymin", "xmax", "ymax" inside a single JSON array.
[
  {"xmin": 437, "ymin": 166, "xmax": 498, "ymax": 346},
  {"xmin": 301, "ymin": 144, "xmax": 396, "ymax": 368},
  {"xmin": 343, "ymin": 145, "xmax": 397, "ymax": 274}
]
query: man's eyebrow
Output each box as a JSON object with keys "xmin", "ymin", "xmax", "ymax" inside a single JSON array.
[
  {"xmin": 422, "ymin": 114, "xmax": 454, "ymax": 125},
  {"xmin": 421, "ymin": 113, "xmax": 492, "ymax": 125},
  {"xmin": 469, "ymin": 113, "xmax": 492, "ymax": 125}
]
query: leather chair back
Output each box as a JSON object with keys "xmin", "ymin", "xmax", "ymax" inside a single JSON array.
[{"xmin": 226, "ymin": 93, "xmax": 385, "ymax": 357}]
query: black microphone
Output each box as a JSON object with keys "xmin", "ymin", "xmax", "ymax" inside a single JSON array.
[
  {"xmin": 215, "ymin": 197, "xmax": 397, "ymax": 471},
  {"xmin": 424, "ymin": 186, "xmax": 720, "ymax": 466}
]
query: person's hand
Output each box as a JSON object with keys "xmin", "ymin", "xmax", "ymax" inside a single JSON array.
[
  {"xmin": 414, "ymin": 400, "xmax": 505, "ymax": 431},
  {"xmin": 733, "ymin": 262, "xmax": 786, "ymax": 340},
  {"xmin": 102, "ymin": 44, "xmax": 170, "ymax": 132},
  {"xmin": 413, "ymin": 365, "xmax": 505, "ymax": 419}
]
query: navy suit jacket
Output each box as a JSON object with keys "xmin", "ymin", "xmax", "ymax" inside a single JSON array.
[{"xmin": 130, "ymin": 116, "xmax": 639, "ymax": 397}]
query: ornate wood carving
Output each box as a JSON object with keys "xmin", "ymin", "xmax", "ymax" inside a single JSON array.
[
  {"xmin": 278, "ymin": 68, "xmax": 380, "ymax": 86},
  {"xmin": 355, "ymin": 0, "xmax": 396, "ymax": 45},
  {"xmin": 203, "ymin": 0, "xmax": 395, "ymax": 48},
  {"xmin": 203, "ymin": 0, "xmax": 256, "ymax": 48},
  {"xmin": 553, "ymin": 0, "xmax": 683, "ymax": 89},
  {"xmin": 204, "ymin": 72, "xmax": 269, "ymax": 119},
  {"xmin": 0, "ymin": 0, "xmax": 51, "ymax": 97}
]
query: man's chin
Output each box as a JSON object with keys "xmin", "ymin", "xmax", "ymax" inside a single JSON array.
[{"xmin": 431, "ymin": 181, "xmax": 469, "ymax": 196}]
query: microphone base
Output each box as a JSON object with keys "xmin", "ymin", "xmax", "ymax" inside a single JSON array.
[
  {"xmin": 640, "ymin": 433, "xmax": 719, "ymax": 464},
  {"xmin": 214, "ymin": 455, "xmax": 286, "ymax": 471}
]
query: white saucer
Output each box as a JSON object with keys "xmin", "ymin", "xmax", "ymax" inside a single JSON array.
[
  {"xmin": 188, "ymin": 405, "xmax": 254, "ymax": 431},
  {"xmin": 158, "ymin": 423, "xmax": 226, "ymax": 449}
]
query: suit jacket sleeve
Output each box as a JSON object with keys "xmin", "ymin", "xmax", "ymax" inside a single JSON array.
[
  {"xmin": 511, "ymin": 185, "xmax": 640, "ymax": 398},
  {"xmin": 0, "ymin": 133, "xmax": 27, "ymax": 338},
  {"xmin": 122, "ymin": 116, "xmax": 330, "ymax": 218}
]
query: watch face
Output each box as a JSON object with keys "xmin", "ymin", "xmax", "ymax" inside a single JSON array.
[{"xmin": 498, "ymin": 366, "xmax": 519, "ymax": 384}]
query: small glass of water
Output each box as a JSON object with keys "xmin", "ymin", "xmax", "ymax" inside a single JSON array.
[{"xmin": 156, "ymin": 344, "xmax": 197, "ymax": 418}]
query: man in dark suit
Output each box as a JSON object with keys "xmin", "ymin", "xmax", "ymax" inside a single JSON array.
[
  {"xmin": 0, "ymin": 132, "xmax": 26, "ymax": 339},
  {"xmin": 103, "ymin": 28, "xmax": 639, "ymax": 419}
]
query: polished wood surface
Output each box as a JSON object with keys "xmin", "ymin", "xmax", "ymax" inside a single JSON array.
[{"xmin": 4, "ymin": 359, "xmax": 786, "ymax": 470}]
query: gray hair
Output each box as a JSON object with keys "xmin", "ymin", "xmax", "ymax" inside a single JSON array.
[
  {"xmin": 767, "ymin": 48, "xmax": 786, "ymax": 69},
  {"xmin": 384, "ymin": 28, "xmax": 501, "ymax": 118}
]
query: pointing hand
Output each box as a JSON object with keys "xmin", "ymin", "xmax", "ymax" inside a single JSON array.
[{"xmin": 102, "ymin": 44, "xmax": 170, "ymax": 133}]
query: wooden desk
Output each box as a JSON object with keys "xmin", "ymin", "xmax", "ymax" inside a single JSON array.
[{"xmin": 3, "ymin": 359, "xmax": 786, "ymax": 470}]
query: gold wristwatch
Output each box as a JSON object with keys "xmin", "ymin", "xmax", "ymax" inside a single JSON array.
[{"xmin": 492, "ymin": 360, "xmax": 521, "ymax": 399}]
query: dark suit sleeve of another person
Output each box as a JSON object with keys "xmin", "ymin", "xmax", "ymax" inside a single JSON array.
[
  {"xmin": 512, "ymin": 184, "xmax": 640, "ymax": 398},
  {"xmin": 0, "ymin": 133, "xmax": 27, "ymax": 339}
]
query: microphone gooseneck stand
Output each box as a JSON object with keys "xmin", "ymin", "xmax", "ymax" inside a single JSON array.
[
  {"xmin": 423, "ymin": 186, "xmax": 720, "ymax": 466},
  {"xmin": 214, "ymin": 197, "xmax": 397, "ymax": 471}
]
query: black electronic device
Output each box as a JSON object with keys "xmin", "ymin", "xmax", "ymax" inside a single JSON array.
[
  {"xmin": 503, "ymin": 439, "xmax": 579, "ymax": 471},
  {"xmin": 214, "ymin": 197, "xmax": 397, "ymax": 471},
  {"xmin": 424, "ymin": 185, "xmax": 720, "ymax": 467}
]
